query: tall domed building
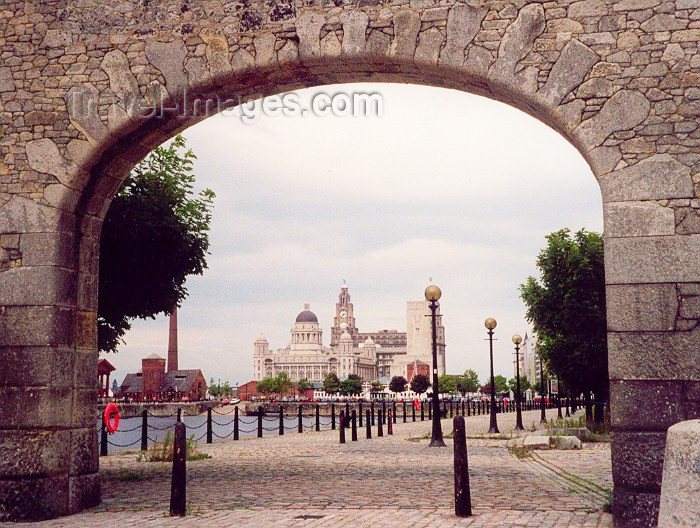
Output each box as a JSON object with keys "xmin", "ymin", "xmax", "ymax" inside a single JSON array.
[{"xmin": 252, "ymin": 285, "xmax": 445, "ymax": 382}]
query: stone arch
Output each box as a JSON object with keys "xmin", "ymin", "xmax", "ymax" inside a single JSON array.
[{"xmin": 0, "ymin": 2, "xmax": 698, "ymax": 527}]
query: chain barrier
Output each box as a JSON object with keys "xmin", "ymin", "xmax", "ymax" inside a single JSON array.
[
  {"xmin": 147, "ymin": 411, "xmax": 178, "ymax": 418},
  {"xmin": 212, "ymin": 418, "xmax": 235, "ymax": 427},
  {"xmin": 106, "ymin": 437, "xmax": 142, "ymax": 448},
  {"xmin": 147, "ymin": 422, "xmax": 176, "ymax": 431},
  {"xmin": 238, "ymin": 427, "xmax": 258, "ymax": 434},
  {"xmin": 212, "ymin": 430, "xmax": 231, "ymax": 439},
  {"xmin": 185, "ymin": 420, "xmax": 208, "ymax": 430}
]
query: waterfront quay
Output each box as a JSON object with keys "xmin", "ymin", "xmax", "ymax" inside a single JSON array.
[{"xmin": 19, "ymin": 408, "xmax": 612, "ymax": 528}]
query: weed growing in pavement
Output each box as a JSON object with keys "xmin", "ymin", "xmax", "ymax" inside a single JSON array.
[
  {"xmin": 114, "ymin": 468, "xmax": 150, "ymax": 482},
  {"xmin": 602, "ymin": 489, "xmax": 613, "ymax": 513},
  {"xmin": 508, "ymin": 446, "xmax": 532, "ymax": 459},
  {"xmin": 137, "ymin": 431, "xmax": 211, "ymax": 462}
]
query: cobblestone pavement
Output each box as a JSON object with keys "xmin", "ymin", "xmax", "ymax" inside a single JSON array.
[{"xmin": 19, "ymin": 409, "xmax": 613, "ymax": 527}]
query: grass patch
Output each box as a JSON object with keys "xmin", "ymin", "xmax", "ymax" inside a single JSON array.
[
  {"xmin": 226, "ymin": 502, "xmax": 250, "ymax": 510},
  {"xmin": 508, "ymin": 446, "xmax": 532, "ymax": 459},
  {"xmin": 114, "ymin": 468, "xmax": 149, "ymax": 482},
  {"xmin": 138, "ymin": 431, "xmax": 211, "ymax": 462},
  {"xmin": 602, "ymin": 489, "xmax": 613, "ymax": 513},
  {"xmin": 547, "ymin": 415, "xmax": 586, "ymax": 430},
  {"xmin": 406, "ymin": 431, "xmax": 431, "ymax": 442}
]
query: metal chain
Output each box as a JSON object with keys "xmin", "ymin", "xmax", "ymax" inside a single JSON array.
[{"xmin": 107, "ymin": 437, "xmax": 142, "ymax": 448}]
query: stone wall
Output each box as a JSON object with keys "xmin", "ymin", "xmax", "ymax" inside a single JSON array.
[{"xmin": 0, "ymin": 1, "xmax": 699, "ymax": 526}]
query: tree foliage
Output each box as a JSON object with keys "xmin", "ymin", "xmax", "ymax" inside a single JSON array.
[
  {"xmin": 507, "ymin": 376, "xmax": 531, "ymax": 394},
  {"xmin": 519, "ymin": 229, "xmax": 608, "ymax": 399},
  {"xmin": 481, "ymin": 375, "xmax": 508, "ymax": 395},
  {"xmin": 389, "ymin": 376, "xmax": 407, "ymax": 393},
  {"xmin": 256, "ymin": 372, "xmax": 293, "ymax": 398},
  {"xmin": 339, "ymin": 374, "xmax": 363, "ymax": 396},
  {"xmin": 456, "ymin": 369, "xmax": 480, "ymax": 394},
  {"xmin": 296, "ymin": 378, "xmax": 313, "ymax": 394},
  {"xmin": 99, "ymin": 135, "xmax": 215, "ymax": 352},
  {"xmin": 437, "ymin": 374, "xmax": 456, "ymax": 394},
  {"xmin": 370, "ymin": 380, "xmax": 384, "ymax": 393},
  {"xmin": 323, "ymin": 373, "xmax": 340, "ymax": 394},
  {"xmin": 409, "ymin": 374, "xmax": 430, "ymax": 394}
]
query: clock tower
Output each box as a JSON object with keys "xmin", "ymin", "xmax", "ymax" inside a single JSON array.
[{"xmin": 331, "ymin": 283, "xmax": 359, "ymax": 346}]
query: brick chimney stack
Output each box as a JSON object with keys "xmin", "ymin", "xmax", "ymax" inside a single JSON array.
[{"xmin": 167, "ymin": 307, "xmax": 178, "ymax": 372}]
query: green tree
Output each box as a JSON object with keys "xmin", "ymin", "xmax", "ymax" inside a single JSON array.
[
  {"xmin": 456, "ymin": 369, "xmax": 480, "ymax": 394},
  {"xmin": 256, "ymin": 377, "xmax": 276, "ymax": 397},
  {"xmin": 221, "ymin": 381, "xmax": 232, "ymax": 397},
  {"xmin": 339, "ymin": 374, "xmax": 363, "ymax": 396},
  {"xmin": 437, "ymin": 374, "xmax": 456, "ymax": 395},
  {"xmin": 98, "ymin": 135, "xmax": 215, "ymax": 352},
  {"xmin": 370, "ymin": 380, "xmax": 384, "ymax": 393},
  {"xmin": 519, "ymin": 229, "xmax": 608, "ymax": 400},
  {"xmin": 409, "ymin": 374, "xmax": 430, "ymax": 395},
  {"xmin": 389, "ymin": 376, "xmax": 407, "ymax": 394},
  {"xmin": 323, "ymin": 373, "xmax": 340, "ymax": 395},
  {"xmin": 275, "ymin": 372, "xmax": 294, "ymax": 396},
  {"xmin": 507, "ymin": 376, "xmax": 531, "ymax": 394},
  {"xmin": 296, "ymin": 378, "xmax": 313, "ymax": 395},
  {"xmin": 208, "ymin": 377, "xmax": 219, "ymax": 398},
  {"xmin": 481, "ymin": 375, "xmax": 508, "ymax": 395}
]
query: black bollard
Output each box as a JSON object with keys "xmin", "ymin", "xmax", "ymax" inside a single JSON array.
[
  {"xmin": 428, "ymin": 400, "xmax": 432, "ymax": 420},
  {"xmin": 331, "ymin": 404, "xmax": 336, "ymax": 430},
  {"xmin": 279, "ymin": 406, "xmax": 284, "ymax": 435},
  {"xmin": 450, "ymin": 401, "xmax": 454, "ymax": 418},
  {"xmin": 206, "ymin": 408, "xmax": 213, "ymax": 444},
  {"xmin": 387, "ymin": 410, "xmax": 393, "ymax": 435},
  {"xmin": 100, "ymin": 421, "xmax": 108, "ymax": 457},
  {"xmin": 339, "ymin": 411, "xmax": 346, "ymax": 444},
  {"xmin": 170, "ymin": 420, "xmax": 187, "ymax": 517},
  {"xmin": 382, "ymin": 401, "xmax": 387, "ymax": 425},
  {"xmin": 403, "ymin": 401, "xmax": 407, "ymax": 423},
  {"xmin": 453, "ymin": 415, "xmax": 472, "ymax": 517},
  {"xmin": 351, "ymin": 410, "xmax": 357, "ymax": 441},
  {"xmin": 315, "ymin": 404, "xmax": 320, "ymax": 432},
  {"xmin": 345, "ymin": 402, "xmax": 350, "ymax": 427},
  {"xmin": 421, "ymin": 401, "xmax": 425, "ymax": 421},
  {"xmin": 371, "ymin": 401, "xmax": 375, "ymax": 426},
  {"xmin": 366, "ymin": 410, "xmax": 372, "ymax": 439},
  {"xmin": 298, "ymin": 406, "xmax": 303, "ymax": 433},
  {"xmin": 141, "ymin": 410, "xmax": 148, "ymax": 451},
  {"xmin": 234, "ymin": 407, "xmax": 239, "ymax": 440},
  {"xmin": 412, "ymin": 402, "xmax": 416, "ymax": 422},
  {"xmin": 177, "ymin": 408, "xmax": 182, "ymax": 422},
  {"xmin": 393, "ymin": 402, "xmax": 397, "ymax": 424},
  {"xmin": 359, "ymin": 401, "xmax": 363, "ymax": 427},
  {"xmin": 257, "ymin": 406, "xmax": 263, "ymax": 438},
  {"xmin": 377, "ymin": 410, "xmax": 384, "ymax": 437},
  {"xmin": 467, "ymin": 401, "xmax": 471, "ymax": 417},
  {"xmin": 565, "ymin": 395, "xmax": 571, "ymax": 417}
]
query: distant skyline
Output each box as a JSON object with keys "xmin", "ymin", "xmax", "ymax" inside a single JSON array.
[{"xmin": 105, "ymin": 82, "xmax": 603, "ymax": 389}]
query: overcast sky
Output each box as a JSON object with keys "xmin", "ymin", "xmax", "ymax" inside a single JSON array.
[{"xmin": 104, "ymin": 83, "xmax": 603, "ymax": 389}]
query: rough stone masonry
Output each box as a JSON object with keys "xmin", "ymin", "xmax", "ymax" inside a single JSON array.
[{"xmin": 0, "ymin": 1, "xmax": 698, "ymax": 527}]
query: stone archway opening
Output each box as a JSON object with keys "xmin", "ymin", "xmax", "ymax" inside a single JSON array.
[{"xmin": 1, "ymin": 3, "xmax": 698, "ymax": 528}]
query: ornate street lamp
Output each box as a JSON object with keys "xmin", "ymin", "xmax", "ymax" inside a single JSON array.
[
  {"xmin": 485, "ymin": 317, "xmax": 499, "ymax": 434},
  {"xmin": 512, "ymin": 334, "xmax": 524, "ymax": 431},
  {"xmin": 425, "ymin": 284, "xmax": 445, "ymax": 447}
]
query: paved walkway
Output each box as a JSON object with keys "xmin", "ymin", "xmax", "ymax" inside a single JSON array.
[{"xmin": 20, "ymin": 409, "xmax": 613, "ymax": 527}]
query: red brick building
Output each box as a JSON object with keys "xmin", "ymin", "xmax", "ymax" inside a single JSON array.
[
  {"xmin": 237, "ymin": 380, "xmax": 315, "ymax": 401},
  {"xmin": 119, "ymin": 310, "xmax": 207, "ymax": 402}
]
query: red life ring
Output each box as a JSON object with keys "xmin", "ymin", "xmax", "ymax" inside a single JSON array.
[{"xmin": 103, "ymin": 403, "xmax": 120, "ymax": 434}]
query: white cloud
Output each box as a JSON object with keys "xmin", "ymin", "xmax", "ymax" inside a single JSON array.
[{"xmin": 107, "ymin": 83, "xmax": 602, "ymax": 389}]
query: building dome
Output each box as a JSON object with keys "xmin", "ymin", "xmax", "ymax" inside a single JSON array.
[
  {"xmin": 295, "ymin": 303, "xmax": 318, "ymax": 323},
  {"xmin": 364, "ymin": 336, "xmax": 375, "ymax": 346},
  {"xmin": 340, "ymin": 330, "xmax": 352, "ymax": 341}
]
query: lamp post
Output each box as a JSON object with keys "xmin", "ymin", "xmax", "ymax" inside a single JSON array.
[
  {"xmin": 485, "ymin": 318, "xmax": 499, "ymax": 434},
  {"xmin": 512, "ymin": 334, "xmax": 524, "ymax": 431},
  {"xmin": 425, "ymin": 284, "xmax": 445, "ymax": 447},
  {"xmin": 539, "ymin": 358, "xmax": 547, "ymax": 424}
]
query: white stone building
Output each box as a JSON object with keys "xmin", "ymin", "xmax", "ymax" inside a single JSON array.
[{"xmin": 253, "ymin": 286, "xmax": 446, "ymax": 382}]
